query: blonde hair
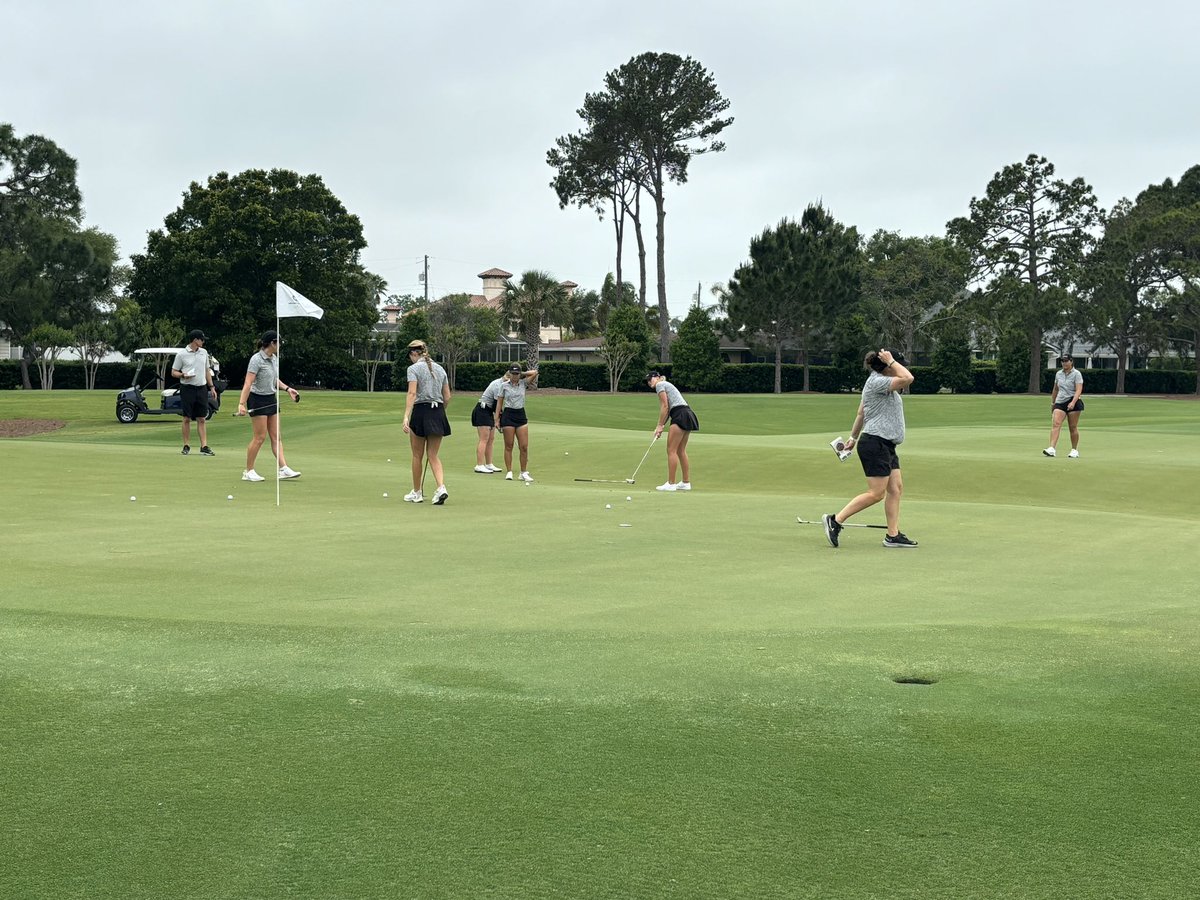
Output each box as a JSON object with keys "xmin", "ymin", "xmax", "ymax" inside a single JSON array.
[{"xmin": 407, "ymin": 339, "xmax": 435, "ymax": 378}]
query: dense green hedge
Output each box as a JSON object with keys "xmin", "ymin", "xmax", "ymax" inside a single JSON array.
[{"xmin": 4, "ymin": 358, "xmax": 1195, "ymax": 394}]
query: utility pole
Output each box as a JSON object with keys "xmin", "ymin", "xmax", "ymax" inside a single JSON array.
[{"xmin": 423, "ymin": 255, "xmax": 429, "ymax": 303}]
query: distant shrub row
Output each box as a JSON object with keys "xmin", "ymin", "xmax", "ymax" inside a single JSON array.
[{"xmin": 2, "ymin": 359, "xmax": 1195, "ymax": 394}]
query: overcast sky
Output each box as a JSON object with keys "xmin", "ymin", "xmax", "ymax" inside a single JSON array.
[{"xmin": 6, "ymin": 0, "xmax": 1197, "ymax": 314}]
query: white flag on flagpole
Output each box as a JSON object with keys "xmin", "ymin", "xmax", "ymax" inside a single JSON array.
[{"xmin": 275, "ymin": 282, "xmax": 325, "ymax": 319}]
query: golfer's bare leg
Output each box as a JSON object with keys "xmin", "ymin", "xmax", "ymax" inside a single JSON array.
[
  {"xmin": 503, "ymin": 427, "xmax": 515, "ymax": 472},
  {"xmin": 1067, "ymin": 411, "xmax": 1081, "ymax": 449},
  {"xmin": 409, "ymin": 433, "xmax": 426, "ymax": 490},
  {"xmin": 476, "ymin": 426, "xmax": 491, "ymax": 465},
  {"xmin": 677, "ymin": 430, "xmax": 691, "ymax": 483},
  {"xmin": 837, "ymin": 475, "xmax": 889, "ymax": 523},
  {"xmin": 1049, "ymin": 409, "xmax": 1066, "ymax": 448},
  {"xmin": 516, "ymin": 425, "xmax": 529, "ymax": 471},
  {"xmin": 883, "ymin": 469, "xmax": 903, "ymax": 536},
  {"xmin": 426, "ymin": 436, "xmax": 444, "ymax": 486}
]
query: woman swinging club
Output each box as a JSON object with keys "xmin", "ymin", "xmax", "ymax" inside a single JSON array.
[
  {"xmin": 646, "ymin": 371, "xmax": 699, "ymax": 491},
  {"xmin": 495, "ymin": 363, "xmax": 538, "ymax": 482},
  {"xmin": 401, "ymin": 339, "xmax": 451, "ymax": 504}
]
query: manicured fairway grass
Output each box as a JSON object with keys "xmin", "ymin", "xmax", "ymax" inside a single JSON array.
[{"xmin": 2, "ymin": 389, "xmax": 1198, "ymax": 899}]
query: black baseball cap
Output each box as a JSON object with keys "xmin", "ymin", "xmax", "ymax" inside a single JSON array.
[
  {"xmin": 645, "ymin": 370, "xmax": 661, "ymax": 381},
  {"xmin": 1060, "ymin": 354, "xmax": 1073, "ymax": 362},
  {"xmin": 508, "ymin": 364, "xmax": 521, "ymax": 374},
  {"xmin": 187, "ymin": 329, "xmax": 206, "ymax": 342}
]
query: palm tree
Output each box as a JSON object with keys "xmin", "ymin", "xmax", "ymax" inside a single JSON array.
[{"xmin": 500, "ymin": 270, "xmax": 571, "ymax": 371}]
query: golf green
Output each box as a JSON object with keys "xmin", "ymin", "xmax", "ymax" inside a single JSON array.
[{"xmin": 2, "ymin": 390, "xmax": 1197, "ymax": 899}]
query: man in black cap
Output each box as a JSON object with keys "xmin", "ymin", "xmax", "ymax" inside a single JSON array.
[{"xmin": 171, "ymin": 329, "xmax": 217, "ymax": 456}]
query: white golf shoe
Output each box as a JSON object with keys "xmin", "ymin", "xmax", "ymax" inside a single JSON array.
[
  {"xmin": 278, "ymin": 466, "xmax": 301, "ymax": 479},
  {"xmin": 241, "ymin": 469, "xmax": 265, "ymax": 482},
  {"xmin": 473, "ymin": 465, "xmax": 492, "ymax": 473},
  {"xmin": 505, "ymin": 471, "xmax": 513, "ymax": 480},
  {"xmin": 403, "ymin": 489, "xmax": 423, "ymax": 503},
  {"xmin": 432, "ymin": 485, "xmax": 448, "ymax": 505},
  {"xmin": 1042, "ymin": 447, "xmax": 1056, "ymax": 457},
  {"xmin": 676, "ymin": 482, "xmax": 692, "ymax": 491},
  {"xmin": 656, "ymin": 482, "xmax": 677, "ymax": 492},
  {"xmin": 486, "ymin": 464, "xmax": 503, "ymax": 473},
  {"xmin": 1068, "ymin": 449, "xmax": 1079, "ymax": 458},
  {"xmin": 519, "ymin": 471, "xmax": 534, "ymax": 483}
]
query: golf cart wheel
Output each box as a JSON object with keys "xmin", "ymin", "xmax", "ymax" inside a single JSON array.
[
  {"xmin": 117, "ymin": 405, "xmax": 139, "ymax": 424},
  {"xmin": 205, "ymin": 406, "xmax": 216, "ymax": 421}
]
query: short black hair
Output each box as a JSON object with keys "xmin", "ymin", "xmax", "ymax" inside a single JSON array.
[{"xmin": 187, "ymin": 329, "xmax": 206, "ymax": 342}]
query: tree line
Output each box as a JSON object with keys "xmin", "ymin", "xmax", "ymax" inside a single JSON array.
[{"xmin": 4, "ymin": 49, "xmax": 1199, "ymax": 395}]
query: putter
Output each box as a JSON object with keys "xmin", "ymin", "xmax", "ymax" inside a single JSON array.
[
  {"xmin": 574, "ymin": 434, "xmax": 659, "ymax": 485},
  {"xmin": 796, "ymin": 517, "xmax": 888, "ymax": 530}
]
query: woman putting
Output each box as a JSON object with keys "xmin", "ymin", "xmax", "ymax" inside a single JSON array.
[
  {"xmin": 472, "ymin": 374, "xmax": 505, "ymax": 473},
  {"xmin": 1043, "ymin": 354, "xmax": 1084, "ymax": 458},
  {"xmin": 235, "ymin": 330, "xmax": 301, "ymax": 482},
  {"xmin": 401, "ymin": 339, "xmax": 451, "ymax": 505},
  {"xmin": 495, "ymin": 363, "xmax": 538, "ymax": 482},
  {"xmin": 646, "ymin": 371, "xmax": 699, "ymax": 491}
]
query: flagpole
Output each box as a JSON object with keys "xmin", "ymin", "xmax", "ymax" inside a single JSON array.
[
  {"xmin": 273, "ymin": 282, "xmax": 325, "ymax": 510},
  {"xmin": 276, "ymin": 311, "xmax": 281, "ymax": 508}
]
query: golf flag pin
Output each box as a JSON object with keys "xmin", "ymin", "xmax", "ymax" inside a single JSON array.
[{"xmin": 276, "ymin": 282, "xmax": 324, "ymax": 319}]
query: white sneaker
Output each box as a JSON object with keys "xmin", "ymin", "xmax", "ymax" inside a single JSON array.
[
  {"xmin": 278, "ymin": 465, "xmax": 301, "ymax": 479},
  {"xmin": 676, "ymin": 482, "xmax": 692, "ymax": 491},
  {"xmin": 505, "ymin": 471, "xmax": 513, "ymax": 480},
  {"xmin": 432, "ymin": 485, "xmax": 448, "ymax": 505},
  {"xmin": 242, "ymin": 469, "xmax": 265, "ymax": 482},
  {"xmin": 1042, "ymin": 447, "xmax": 1056, "ymax": 457},
  {"xmin": 1068, "ymin": 449, "xmax": 1079, "ymax": 458},
  {"xmin": 656, "ymin": 482, "xmax": 677, "ymax": 492},
  {"xmin": 403, "ymin": 489, "xmax": 423, "ymax": 503},
  {"xmin": 486, "ymin": 464, "xmax": 503, "ymax": 473},
  {"xmin": 474, "ymin": 465, "xmax": 492, "ymax": 473},
  {"xmin": 519, "ymin": 471, "xmax": 534, "ymax": 483}
]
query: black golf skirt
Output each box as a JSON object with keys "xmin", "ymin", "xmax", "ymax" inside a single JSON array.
[
  {"xmin": 500, "ymin": 408, "xmax": 528, "ymax": 429},
  {"xmin": 669, "ymin": 405, "xmax": 700, "ymax": 431},
  {"xmin": 471, "ymin": 403, "xmax": 497, "ymax": 428},
  {"xmin": 247, "ymin": 392, "xmax": 278, "ymax": 418},
  {"xmin": 1053, "ymin": 399, "xmax": 1084, "ymax": 414},
  {"xmin": 409, "ymin": 402, "xmax": 451, "ymax": 438},
  {"xmin": 857, "ymin": 432, "xmax": 900, "ymax": 478}
]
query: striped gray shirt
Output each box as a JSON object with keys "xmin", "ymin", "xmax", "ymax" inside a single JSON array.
[
  {"xmin": 407, "ymin": 360, "xmax": 449, "ymax": 403},
  {"xmin": 478, "ymin": 378, "xmax": 505, "ymax": 408},
  {"xmin": 861, "ymin": 371, "xmax": 905, "ymax": 444},
  {"xmin": 498, "ymin": 378, "xmax": 527, "ymax": 410},
  {"xmin": 654, "ymin": 379, "xmax": 688, "ymax": 410},
  {"xmin": 247, "ymin": 352, "xmax": 278, "ymax": 395}
]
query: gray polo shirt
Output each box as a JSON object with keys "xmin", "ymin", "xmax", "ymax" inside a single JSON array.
[
  {"xmin": 247, "ymin": 352, "xmax": 278, "ymax": 395},
  {"xmin": 172, "ymin": 346, "xmax": 210, "ymax": 386},
  {"xmin": 1055, "ymin": 368, "xmax": 1083, "ymax": 404},
  {"xmin": 498, "ymin": 378, "xmax": 527, "ymax": 410},
  {"xmin": 861, "ymin": 371, "xmax": 905, "ymax": 444},
  {"xmin": 654, "ymin": 379, "xmax": 688, "ymax": 410},
  {"xmin": 407, "ymin": 360, "xmax": 448, "ymax": 403},
  {"xmin": 478, "ymin": 378, "xmax": 505, "ymax": 408}
]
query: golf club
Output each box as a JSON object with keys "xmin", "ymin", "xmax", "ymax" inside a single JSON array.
[
  {"xmin": 574, "ymin": 434, "xmax": 659, "ymax": 485},
  {"xmin": 626, "ymin": 434, "xmax": 660, "ymax": 484},
  {"xmin": 796, "ymin": 517, "xmax": 888, "ymax": 530}
]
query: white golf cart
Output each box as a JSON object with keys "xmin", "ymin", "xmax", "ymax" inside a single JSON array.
[{"xmin": 114, "ymin": 347, "xmax": 227, "ymax": 423}]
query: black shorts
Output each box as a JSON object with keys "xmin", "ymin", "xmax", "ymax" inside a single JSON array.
[
  {"xmin": 410, "ymin": 402, "xmax": 451, "ymax": 438},
  {"xmin": 1053, "ymin": 400, "xmax": 1084, "ymax": 414},
  {"xmin": 180, "ymin": 384, "xmax": 210, "ymax": 420},
  {"xmin": 471, "ymin": 403, "xmax": 497, "ymax": 428},
  {"xmin": 500, "ymin": 408, "xmax": 528, "ymax": 429},
  {"xmin": 248, "ymin": 392, "xmax": 277, "ymax": 418},
  {"xmin": 857, "ymin": 433, "xmax": 900, "ymax": 478},
  {"xmin": 669, "ymin": 405, "xmax": 699, "ymax": 431}
]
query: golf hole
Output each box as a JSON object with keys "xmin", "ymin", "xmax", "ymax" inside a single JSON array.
[{"xmin": 893, "ymin": 676, "xmax": 937, "ymax": 685}]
